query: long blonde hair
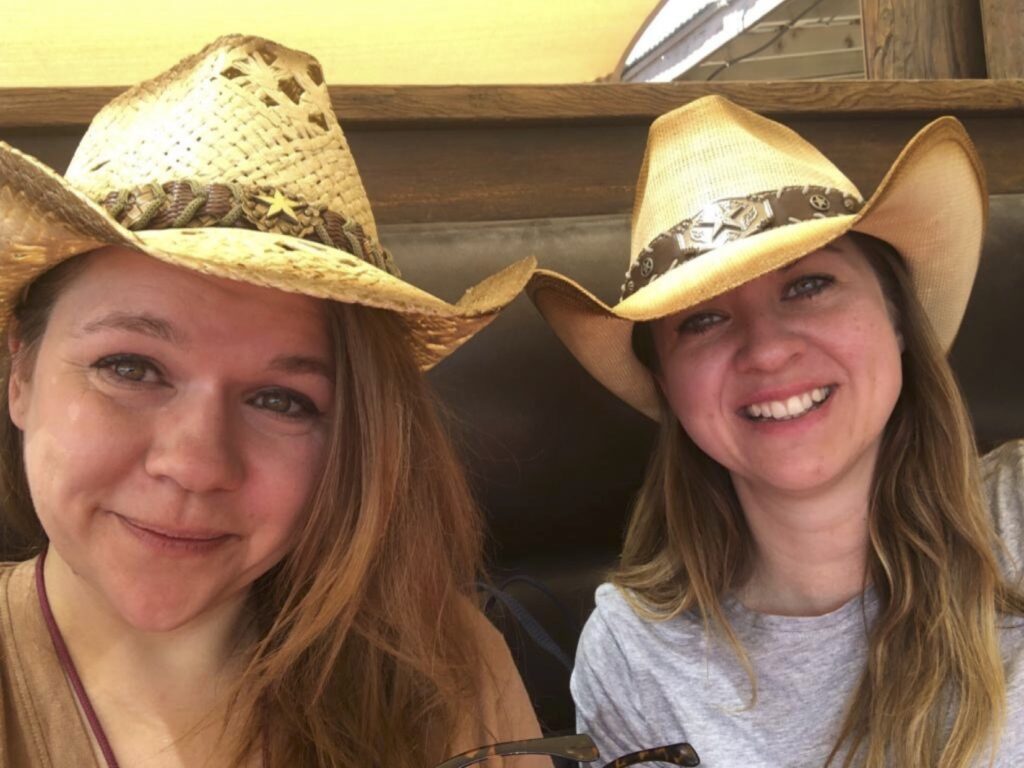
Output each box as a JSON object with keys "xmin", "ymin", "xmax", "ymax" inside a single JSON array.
[
  {"xmin": 617, "ymin": 234, "xmax": 1024, "ymax": 767},
  {"xmin": 0, "ymin": 256, "xmax": 487, "ymax": 767}
]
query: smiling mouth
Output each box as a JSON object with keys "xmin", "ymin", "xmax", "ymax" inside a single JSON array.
[
  {"xmin": 742, "ymin": 386, "xmax": 834, "ymax": 422},
  {"xmin": 115, "ymin": 514, "xmax": 232, "ymax": 544}
]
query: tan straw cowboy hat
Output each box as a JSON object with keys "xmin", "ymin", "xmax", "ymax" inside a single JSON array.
[
  {"xmin": 529, "ymin": 95, "xmax": 986, "ymax": 419},
  {"xmin": 0, "ymin": 34, "xmax": 534, "ymax": 369}
]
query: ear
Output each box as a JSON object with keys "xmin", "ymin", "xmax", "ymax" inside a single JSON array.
[{"xmin": 7, "ymin": 327, "xmax": 30, "ymax": 430}]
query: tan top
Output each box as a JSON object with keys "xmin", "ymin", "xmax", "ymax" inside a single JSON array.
[{"xmin": 0, "ymin": 558, "xmax": 549, "ymax": 767}]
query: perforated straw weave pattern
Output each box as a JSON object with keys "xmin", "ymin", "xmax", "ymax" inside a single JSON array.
[{"xmin": 67, "ymin": 36, "xmax": 378, "ymax": 243}]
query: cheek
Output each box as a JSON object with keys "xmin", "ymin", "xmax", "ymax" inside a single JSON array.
[
  {"xmin": 846, "ymin": 312, "xmax": 903, "ymax": 385},
  {"xmin": 658, "ymin": 359, "xmax": 725, "ymax": 442},
  {"xmin": 241, "ymin": 434, "xmax": 327, "ymax": 539},
  {"xmin": 20, "ymin": 384, "xmax": 150, "ymax": 524}
]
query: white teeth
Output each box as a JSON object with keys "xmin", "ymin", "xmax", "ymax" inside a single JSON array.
[{"xmin": 745, "ymin": 386, "xmax": 832, "ymax": 421}]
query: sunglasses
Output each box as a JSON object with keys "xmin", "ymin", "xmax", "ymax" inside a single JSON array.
[{"xmin": 434, "ymin": 734, "xmax": 700, "ymax": 767}]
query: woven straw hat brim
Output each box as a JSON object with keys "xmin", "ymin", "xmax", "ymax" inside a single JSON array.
[
  {"xmin": 528, "ymin": 116, "xmax": 986, "ymax": 419},
  {"xmin": 0, "ymin": 139, "xmax": 534, "ymax": 370}
]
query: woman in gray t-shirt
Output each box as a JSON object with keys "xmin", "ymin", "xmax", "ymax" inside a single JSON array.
[{"xmin": 528, "ymin": 96, "xmax": 1024, "ymax": 767}]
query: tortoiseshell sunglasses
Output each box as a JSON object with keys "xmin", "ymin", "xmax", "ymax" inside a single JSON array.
[{"xmin": 434, "ymin": 733, "xmax": 700, "ymax": 767}]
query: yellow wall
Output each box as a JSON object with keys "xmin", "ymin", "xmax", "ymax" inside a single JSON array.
[{"xmin": 0, "ymin": 0, "xmax": 657, "ymax": 86}]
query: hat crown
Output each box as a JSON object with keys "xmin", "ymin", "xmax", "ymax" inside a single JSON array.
[
  {"xmin": 65, "ymin": 35, "xmax": 378, "ymax": 241},
  {"xmin": 630, "ymin": 96, "xmax": 861, "ymax": 265}
]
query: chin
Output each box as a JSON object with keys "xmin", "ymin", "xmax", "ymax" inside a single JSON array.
[
  {"xmin": 746, "ymin": 452, "xmax": 868, "ymax": 496},
  {"xmin": 110, "ymin": 592, "xmax": 211, "ymax": 633}
]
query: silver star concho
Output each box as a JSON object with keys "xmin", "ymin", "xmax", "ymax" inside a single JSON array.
[{"xmin": 690, "ymin": 200, "xmax": 759, "ymax": 246}]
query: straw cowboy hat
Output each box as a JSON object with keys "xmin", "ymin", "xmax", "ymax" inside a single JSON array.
[
  {"xmin": 529, "ymin": 95, "xmax": 986, "ymax": 419},
  {"xmin": 0, "ymin": 34, "xmax": 534, "ymax": 369}
]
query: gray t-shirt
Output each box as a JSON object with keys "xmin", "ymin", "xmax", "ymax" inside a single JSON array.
[{"xmin": 572, "ymin": 441, "xmax": 1024, "ymax": 767}]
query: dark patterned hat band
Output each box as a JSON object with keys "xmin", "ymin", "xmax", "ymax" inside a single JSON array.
[
  {"xmin": 97, "ymin": 180, "xmax": 400, "ymax": 277},
  {"xmin": 620, "ymin": 185, "xmax": 864, "ymax": 300}
]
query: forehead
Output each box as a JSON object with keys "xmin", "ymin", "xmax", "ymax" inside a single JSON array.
[
  {"xmin": 781, "ymin": 235, "xmax": 874, "ymax": 271},
  {"xmin": 47, "ymin": 246, "xmax": 331, "ymax": 353}
]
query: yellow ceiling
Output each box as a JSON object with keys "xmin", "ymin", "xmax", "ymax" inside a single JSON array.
[{"xmin": 0, "ymin": 0, "xmax": 660, "ymax": 86}]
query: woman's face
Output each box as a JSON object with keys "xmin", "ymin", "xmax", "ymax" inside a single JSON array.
[
  {"xmin": 651, "ymin": 236, "xmax": 903, "ymax": 500},
  {"xmin": 8, "ymin": 247, "xmax": 334, "ymax": 632}
]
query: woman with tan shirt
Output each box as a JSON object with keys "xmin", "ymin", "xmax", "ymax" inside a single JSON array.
[{"xmin": 0, "ymin": 35, "xmax": 546, "ymax": 768}]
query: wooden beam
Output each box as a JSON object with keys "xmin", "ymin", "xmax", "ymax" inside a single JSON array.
[
  {"xmin": 3, "ymin": 81, "xmax": 1024, "ymax": 129},
  {"xmin": 980, "ymin": 0, "xmax": 1024, "ymax": 77},
  {"xmin": 861, "ymin": 0, "xmax": 987, "ymax": 77},
  {"xmin": 2, "ymin": 83, "xmax": 1022, "ymax": 224}
]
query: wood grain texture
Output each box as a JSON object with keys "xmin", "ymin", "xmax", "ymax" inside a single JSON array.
[
  {"xmin": 6, "ymin": 113, "xmax": 1021, "ymax": 224},
  {"xmin": 862, "ymin": 0, "xmax": 988, "ymax": 77},
  {"xmin": 980, "ymin": 0, "xmax": 1024, "ymax": 77},
  {"xmin": 3, "ymin": 81, "xmax": 1024, "ymax": 128}
]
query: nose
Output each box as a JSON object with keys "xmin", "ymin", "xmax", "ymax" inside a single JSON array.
[
  {"xmin": 145, "ymin": 390, "xmax": 245, "ymax": 494},
  {"xmin": 733, "ymin": 306, "xmax": 806, "ymax": 374}
]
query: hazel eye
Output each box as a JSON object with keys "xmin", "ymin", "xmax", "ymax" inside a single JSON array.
[
  {"xmin": 93, "ymin": 355, "xmax": 161, "ymax": 384},
  {"xmin": 678, "ymin": 312, "xmax": 725, "ymax": 335},
  {"xmin": 783, "ymin": 274, "xmax": 834, "ymax": 300},
  {"xmin": 250, "ymin": 389, "xmax": 320, "ymax": 420}
]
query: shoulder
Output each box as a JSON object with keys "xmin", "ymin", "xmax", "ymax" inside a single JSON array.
[
  {"xmin": 0, "ymin": 560, "xmax": 24, "ymax": 588},
  {"xmin": 574, "ymin": 583, "xmax": 703, "ymax": 694},
  {"xmin": 581, "ymin": 582, "xmax": 702, "ymax": 654},
  {"xmin": 451, "ymin": 604, "xmax": 548, "ymax": 764},
  {"xmin": 981, "ymin": 440, "xmax": 1024, "ymax": 580},
  {"xmin": 577, "ymin": 584, "xmax": 644, "ymax": 662},
  {"xmin": 465, "ymin": 603, "xmax": 528, "ymax": 694},
  {"xmin": 572, "ymin": 585, "xmax": 637, "ymax": 697},
  {"xmin": 572, "ymin": 583, "xmax": 708, "ymax": 757}
]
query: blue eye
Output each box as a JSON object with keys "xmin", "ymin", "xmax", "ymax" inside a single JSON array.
[
  {"xmin": 678, "ymin": 312, "xmax": 725, "ymax": 335},
  {"xmin": 250, "ymin": 389, "xmax": 320, "ymax": 420},
  {"xmin": 783, "ymin": 274, "xmax": 834, "ymax": 300}
]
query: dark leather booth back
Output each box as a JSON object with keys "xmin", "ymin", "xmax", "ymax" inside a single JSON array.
[{"xmin": 383, "ymin": 194, "xmax": 1024, "ymax": 732}]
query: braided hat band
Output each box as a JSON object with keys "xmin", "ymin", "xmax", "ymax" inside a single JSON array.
[{"xmin": 98, "ymin": 181, "xmax": 398, "ymax": 276}]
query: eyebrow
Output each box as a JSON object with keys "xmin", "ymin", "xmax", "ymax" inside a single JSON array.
[
  {"xmin": 778, "ymin": 244, "xmax": 840, "ymax": 273},
  {"xmin": 77, "ymin": 312, "xmax": 184, "ymax": 343},
  {"xmin": 267, "ymin": 354, "xmax": 334, "ymax": 380}
]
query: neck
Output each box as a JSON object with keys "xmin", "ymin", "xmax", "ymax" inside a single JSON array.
[
  {"xmin": 42, "ymin": 547, "xmax": 252, "ymax": 721},
  {"xmin": 731, "ymin": 450, "xmax": 877, "ymax": 617}
]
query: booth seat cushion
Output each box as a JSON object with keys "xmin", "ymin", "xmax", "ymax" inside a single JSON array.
[{"xmin": 383, "ymin": 195, "xmax": 1024, "ymax": 732}]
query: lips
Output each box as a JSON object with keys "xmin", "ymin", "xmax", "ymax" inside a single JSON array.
[
  {"xmin": 114, "ymin": 513, "xmax": 232, "ymax": 543},
  {"xmin": 742, "ymin": 385, "xmax": 834, "ymax": 422}
]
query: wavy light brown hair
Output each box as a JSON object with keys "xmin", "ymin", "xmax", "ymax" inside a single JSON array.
[
  {"xmin": 620, "ymin": 233, "xmax": 1024, "ymax": 768},
  {"xmin": 0, "ymin": 254, "xmax": 488, "ymax": 767}
]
